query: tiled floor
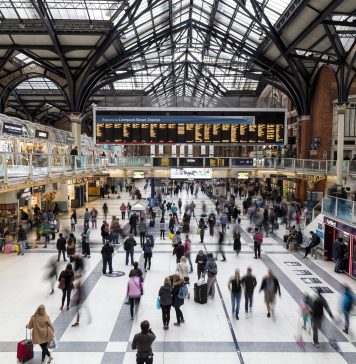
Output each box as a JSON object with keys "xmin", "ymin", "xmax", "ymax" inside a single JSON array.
[{"xmin": 0, "ymin": 182, "xmax": 355, "ymax": 364}]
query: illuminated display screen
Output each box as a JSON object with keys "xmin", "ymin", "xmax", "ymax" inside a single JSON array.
[
  {"xmin": 170, "ymin": 168, "xmax": 212, "ymax": 179},
  {"xmin": 95, "ymin": 110, "xmax": 286, "ymax": 145}
]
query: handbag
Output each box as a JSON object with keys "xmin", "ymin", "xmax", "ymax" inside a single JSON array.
[
  {"xmin": 48, "ymin": 338, "xmax": 57, "ymax": 350},
  {"xmin": 156, "ymin": 297, "xmax": 161, "ymax": 310},
  {"xmin": 58, "ymin": 273, "xmax": 65, "ymax": 290}
]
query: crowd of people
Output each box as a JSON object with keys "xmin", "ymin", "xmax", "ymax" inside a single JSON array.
[{"xmin": 12, "ymin": 178, "xmax": 355, "ymax": 364}]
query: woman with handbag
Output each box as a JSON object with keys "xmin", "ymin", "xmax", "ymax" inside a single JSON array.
[
  {"xmin": 58, "ymin": 263, "xmax": 75, "ymax": 311},
  {"xmin": 27, "ymin": 304, "xmax": 54, "ymax": 364}
]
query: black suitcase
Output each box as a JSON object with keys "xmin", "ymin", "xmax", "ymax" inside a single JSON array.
[
  {"xmin": 149, "ymin": 220, "xmax": 155, "ymax": 227},
  {"xmin": 194, "ymin": 283, "xmax": 208, "ymax": 304},
  {"xmin": 273, "ymin": 222, "xmax": 279, "ymax": 230}
]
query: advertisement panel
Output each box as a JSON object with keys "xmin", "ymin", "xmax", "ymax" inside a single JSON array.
[
  {"xmin": 133, "ymin": 171, "xmax": 145, "ymax": 179},
  {"xmin": 170, "ymin": 168, "xmax": 212, "ymax": 179}
]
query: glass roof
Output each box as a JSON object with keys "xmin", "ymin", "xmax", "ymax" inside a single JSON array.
[
  {"xmin": 16, "ymin": 77, "xmax": 59, "ymax": 90},
  {"xmin": 332, "ymin": 14, "xmax": 356, "ymax": 52},
  {"xmin": 112, "ymin": 0, "xmax": 293, "ymax": 100},
  {"xmin": 6, "ymin": 0, "xmax": 350, "ymax": 109},
  {"xmin": 0, "ymin": 0, "xmax": 122, "ymax": 20}
]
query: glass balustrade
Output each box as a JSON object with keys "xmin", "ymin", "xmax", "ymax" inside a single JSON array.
[
  {"xmin": 321, "ymin": 196, "xmax": 356, "ymax": 224},
  {"xmin": 0, "ymin": 153, "xmax": 354, "ymax": 185}
]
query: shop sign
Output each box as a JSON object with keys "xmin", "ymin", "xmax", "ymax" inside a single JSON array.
[
  {"xmin": 231, "ymin": 158, "xmax": 254, "ymax": 166},
  {"xmin": 73, "ymin": 177, "xmax": 86, "ymax": 185},
  {"xmin": 33, "ymin": 185, "xmax": 45, "ymax": 193},
  {"xmin": 66, "ymin": 135, "xmax": 75, "ymax": 145},
  {"xmin": 153, "ymin": 157, "xmax": 177, "ymax": 167},
  {"xmin": 179, "ymin": 158, "xmax": 204, "ymax": 167},
  {"xmin": 323, "ymin": 216, "xmax": 356, "ymax": 236},
  {"xmin": 3, "ymin": 122, "xmax": 25, "ymax": 136},
  {"xmin": 17, "ymin": 187, "xmax": 32, "ymax": 199},
  {"xmin": 324, "ymin": 218, "xmax": 337, "ymax": 228},
  {"xmin": 35, "ymin": 130, "xmax": 49, "ymax": 139},
  {"xmin": 205, "ymin": 158, "xmax": 229, "ymax": 167}
]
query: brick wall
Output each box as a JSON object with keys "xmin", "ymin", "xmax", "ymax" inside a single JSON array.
[{"xmin": 309, "ymin": 66, "xmax": 338, "ymax": 160}]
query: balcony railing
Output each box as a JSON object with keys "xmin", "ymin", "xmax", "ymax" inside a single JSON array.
[{"xmin": 0, "ymin": 153, "xmax": 356, "ymax": 185}]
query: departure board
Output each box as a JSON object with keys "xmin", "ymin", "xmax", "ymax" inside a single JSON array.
[
  {"xmin": 195, "ymin": 124, "xmax": 204, "ymax": 143},
  {"xmin": 95, "ymin": 109, "xmax": 286, "ymax": 145},
  {"xmin": 132, "ymin": 124, "xmax": 140, "ymax": 142},
  {"xmin": 150, "ymin": 124, "xmax": 158, "ymax": 143},
  {"xmin": 185, "ymin": 124, "xmax": 195, "ymax": 143},
  {"xmin": 221, "ymin": 124, "xmax": 231, "ymax": 143},
  {"xmin": 167, "ymin": 124, "xmax": 176, "ymax": 143},
  {"xmin": 204, "ymin": 124, "xmax": 212, "ymax": 142},
  {"xmin": 177, "ymin": 124, "xmax": 185, "ymax": 143},
  {"xmin": 123, "ymin": 124, "xmax": 132, "ymax": 142},
  {"xmin": 141, "ymin": 123, "xmax": 149, "ymax": 142},
  {"xmin": 213, "ymin": 124, "xmax": 221, "ymax": 143},
  {"xmin": 158, "ymin": 124, "xmax": 168, "ymax": 143},
  {"xmin": 239, "ymin": 124, "xmax": 248, "ymax": 143}
]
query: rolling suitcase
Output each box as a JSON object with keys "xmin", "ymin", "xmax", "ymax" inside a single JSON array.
[
  {"xmin": 194, "ymin": 282, "xmax": 208, "ymax": 304},
  {"xmin": 273, "ymin": 222, "xmax": 279, "ymax": 230},
  {"xmin": 149, "ymin": 220, "xmax": 155, "ymax": 227},
  {"xmin": 17, "ymin": 328, "xmax": 33, "ymax": 363}
]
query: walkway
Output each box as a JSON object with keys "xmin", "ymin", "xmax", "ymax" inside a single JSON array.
[{"xmin": 0, "ymin": 182, "xmax": 355, "ymax": 364}]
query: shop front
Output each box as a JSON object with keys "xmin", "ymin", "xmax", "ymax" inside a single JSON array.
[
  {"xmin": 87, "ymin": 174, "xmax": 110, "ymax": 197},
  {"xmin": 69, "ymin": 178, "xmax": 87, "ymax": 208},
  {"xmin": 323, "ymin": 216, "xmax": 356, "ymax": 279}
]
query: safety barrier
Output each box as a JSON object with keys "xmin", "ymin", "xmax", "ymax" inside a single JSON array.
[{"xmin": 0, "ymin": 154, "xmax": 356, "ymax": 185}]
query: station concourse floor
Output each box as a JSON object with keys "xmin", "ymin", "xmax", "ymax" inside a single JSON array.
[{"xmin": 0, "ymin": 182, "xmax": 355, "ymax": 364}]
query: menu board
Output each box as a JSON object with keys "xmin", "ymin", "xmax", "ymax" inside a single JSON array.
[{"xmin": 95, "ymin": 111, "xmax": 286, "ymax": 144}]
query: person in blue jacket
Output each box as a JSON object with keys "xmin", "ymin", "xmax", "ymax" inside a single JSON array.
[{"xmin": 342, "ymin": 284, "xmax": 354, "ymax": 334}]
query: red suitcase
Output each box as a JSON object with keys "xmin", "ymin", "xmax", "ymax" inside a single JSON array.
[{"xmin": 17, "ymin": 328, "xmax": 33, "ymax": 363}]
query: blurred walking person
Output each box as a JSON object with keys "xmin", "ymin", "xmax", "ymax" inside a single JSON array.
[
  {"xmin": 310, "ymin": 287, "xmax": 334, "ymax": 347},
  {"xmin": 58, "ymin": 263, "xmax": 75, "ymax": 311},
  {"xmin": 259, "ymin": 269, "xmax": 281, "ymax": 318},
  {"xmin": 341, "ymin": 284, "xmax": 354, "ymax": 334},
  {"xmin": 46, "ymin": 257, "xmax": 58, "ymax": 295},
  {"xmin": 216, "ymin": 230, "xmax": 226, "ymax": 261}
]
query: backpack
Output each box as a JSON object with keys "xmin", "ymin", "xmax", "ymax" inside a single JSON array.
[
  {"xmin": 178, "ymin": 284, "xmax": 188, "ymax": 299},
  {"xmin": 124, "ymin": 239, "xmax": 131, "ymax": 251},
  {"xmin": 208, "ymin": 260, "xmax": 218, "ymax": 275},
  {"xmin": 255, "ymin": 233, "xmax": 263, "ymax": 244}
]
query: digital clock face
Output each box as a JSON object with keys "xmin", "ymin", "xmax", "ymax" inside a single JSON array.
[{"xmin": 95, "ymin": 111, "xmax": 285, "ymax": 145}]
